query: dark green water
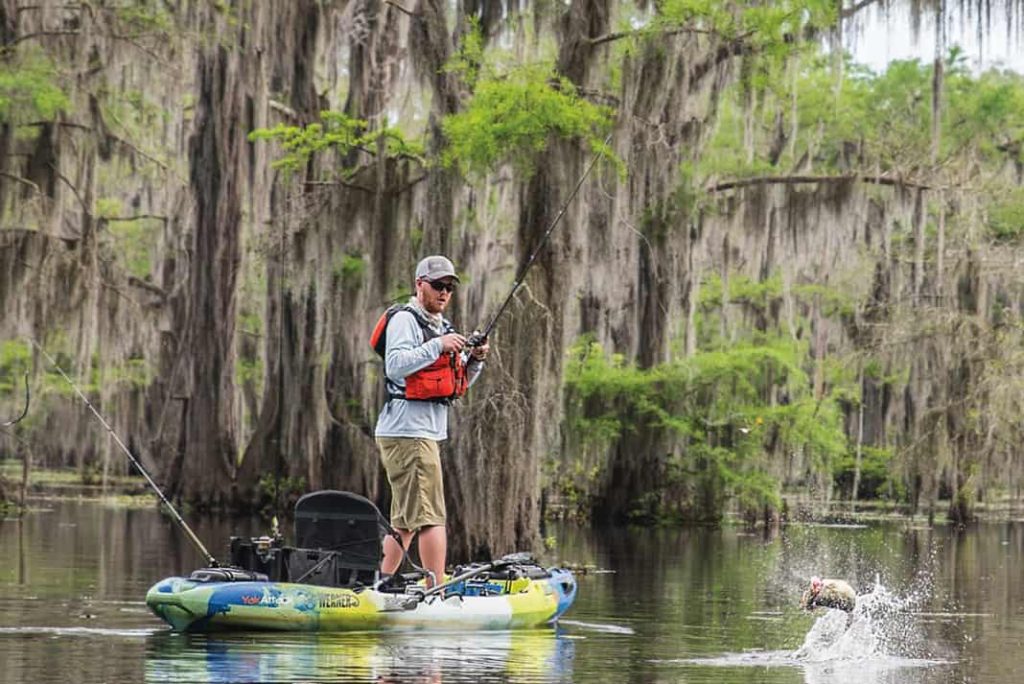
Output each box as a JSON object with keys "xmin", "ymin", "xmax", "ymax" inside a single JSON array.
[{"xmin": 1, "ymin": 499, "xmax": 1022, "ymax": 683}]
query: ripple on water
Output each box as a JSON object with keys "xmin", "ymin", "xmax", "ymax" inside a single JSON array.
[
  {"xmin": 558, "ymin": 619, "xmax": 635, "ymax": 635},
  {"xmin": 0, "ymin": 626, "xmax": 156, "ymax": 638}
]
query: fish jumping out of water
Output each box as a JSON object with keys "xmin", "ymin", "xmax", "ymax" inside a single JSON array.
[{"xmin": 800, "ymin": 576, "xmax": 857, "ymax": 613}]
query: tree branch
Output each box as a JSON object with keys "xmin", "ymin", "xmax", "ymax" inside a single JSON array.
[
  {"xmin": 589, "ymin": 25, "xmax": 723, "ymax": 47},
  {"xmin": 384, "ymin": 0, "xmax": 416, "ymax": 18},
  {"xmin": 269, "ymin": 99, "xmax": 299, "ymax": 120},
  {"xmin": 392, "ymin": 174, "xmax": 427, "ymax": 195},
  {"xmin": 126, "ymin": 275, "xmax": 168, "ymax": 299},
  {"xmin": 4, "ymin": 24, "xmax": 172, "ymax": 65},
  {"xmin": 303, "ymin": 173, "xmax": 426, "ymax": 195},
  {"xmin": 50, "ymin": 164, "xmax": 90, "ymax": 216},
  {"xmin": 303, "ymin": 179, "xmax": 375, "ymax": 193},
  {"xmin": 3, "ymin": 30, "xmax": 79, "ymax": 50},
  {"xmin": 691, "ymin": 33, "xmax": 756, "ymax": 85},
  {"xmin": 16, "ymin": 3, "xmax": 86, "ymax": 13},
  {"xmin": 577, "ymin": 87, "xmax": 620, "ymax": 108},
  {"xmin": 706, "ymin": 173, "xmax": 932, "ymax": 193},
  {"xmin": 24, "ymin": 121, "xmax": 169, "ymax": 170},
  {"xmin": 110, "ymin": 33, "xmax": 173, "ymax": 68},
  {"xmin": 0, "ymin": 172, "xmax": 41, "ymax": 195},
  {"xmin": 102, "ymin": 214, "xmax": 168, "ymax": 223},
  {"xmin": 841, "ymin": 0, "xmax": 884, "ymax": 20}
]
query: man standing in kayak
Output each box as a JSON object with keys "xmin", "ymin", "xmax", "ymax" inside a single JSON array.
[{"xmin": 374, "ymin": 255, "xmax": 489, "ymax": 587}]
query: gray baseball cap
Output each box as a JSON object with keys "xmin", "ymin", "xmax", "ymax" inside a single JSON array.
[{"xmin": 415, "ymin": 255, "xmax": 460, "ymax": 282}]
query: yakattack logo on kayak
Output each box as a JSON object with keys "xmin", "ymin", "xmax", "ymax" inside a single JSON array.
[
  {"xmin": 215, "ymin": 586, "xmax": 316, "ymax": 612},
  {"xmin": 318, "ymin": 592, "xmax": 360, "ymax": 609}
]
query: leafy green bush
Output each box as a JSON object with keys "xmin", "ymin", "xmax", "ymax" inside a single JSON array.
[{"xmin": 563, "ymin": 334, "xmax": 847, "ymax": 522}]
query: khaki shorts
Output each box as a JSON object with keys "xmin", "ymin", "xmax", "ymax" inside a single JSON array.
[{"xmin": 377, "ymin": 437, "xmax": 446, "ymax": 531}]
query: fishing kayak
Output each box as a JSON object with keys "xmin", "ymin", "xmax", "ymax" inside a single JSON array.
[
  {"xmin": 145, "ymin": 490, "xmax": 577, "ymax": 633},
  {"xmin": 146, "ymin": 567, "xmax": 576, "ymax": 632}
]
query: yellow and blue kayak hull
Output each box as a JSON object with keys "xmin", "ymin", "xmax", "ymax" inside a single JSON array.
[{"xmin": 146, "ymin": 569, "xmax": 576, "ymax": 633}]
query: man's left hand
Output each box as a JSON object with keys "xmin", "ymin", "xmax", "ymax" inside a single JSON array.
[{"xmin": 469, "ymin": 334, "xmax": 489, "ymax": 361}]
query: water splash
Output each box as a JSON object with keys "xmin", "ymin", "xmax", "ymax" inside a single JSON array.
[
  {"xmin": 794, "ymin": 578, "xmax": 936, "ymax": 664},
  {"xmin": 662, "ymin": 579, "xmax": 951, "ymax": 675}
]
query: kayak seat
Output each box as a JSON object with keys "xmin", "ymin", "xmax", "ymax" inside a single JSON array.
[{"xmin": 291, "ymin": 490, "xmax": 389, "ymax": 587}]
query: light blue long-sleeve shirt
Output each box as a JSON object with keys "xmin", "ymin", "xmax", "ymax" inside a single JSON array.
[{"xmin": 374, "ymin": 305, "xmax": 483, "ymax": 441}]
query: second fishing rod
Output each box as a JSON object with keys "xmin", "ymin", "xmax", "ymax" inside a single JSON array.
[{"xmin": 31, "ymin": 340, "xmax": 220, "ymax": 567}]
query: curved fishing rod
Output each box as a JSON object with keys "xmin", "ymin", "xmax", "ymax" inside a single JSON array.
[
  {"xmin": 469, "ymin": 133, "xmax": 613, "ymax": 346},
  {"xmin": 2, "ymin": 372, "xmax": 29, "ymax": 427},
  {"xmin": 30, "ymin": 340, "xmax": 218, "ymax": 567}
]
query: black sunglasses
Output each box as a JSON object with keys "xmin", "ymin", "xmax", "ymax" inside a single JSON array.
[{"xmin": 425, "ymin": 279, "xmax": 456, "ymax": 293}]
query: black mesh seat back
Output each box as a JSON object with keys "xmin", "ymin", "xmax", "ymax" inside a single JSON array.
[{"xmin": 294, "ymin": 490, "xmax": 385, "ymax": 570}]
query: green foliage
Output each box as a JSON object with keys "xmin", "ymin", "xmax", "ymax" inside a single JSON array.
[
  {"xmin": 700, "ymin": 273, "xmax": 783, "ymax": 308},
  {"xmin": 93, "ymin": 358, "xmax": 152, "ymax": 390},
  {"xmin": 249, "ymin": 111, "xmax": 424, "ymax": 176},
  {"xmin": 238, "ymin": 308, "xmax": 263, "ymax": 338},
  {"xmin": 442, "ymin": 18, "xmax": 485, "ymax": 87},
  {"xmin": 0, "ymin": 341, "xmax": 31, "ymax": 395},
  {"xmin": 100, "ymin": 87, "xmax": 168, "ymax": 153},
  {"xmin": 236, "ymin": 357, "xmax": 263, "ymax": 387},
  {"xmin": 657, "ymin": 0, "xmax": 836, "ymax": 42},
  {"xmin": 986, "ymin": 189, "xmax": 1024, "ymax": 242},
  {"xmin": 333, "ymin": 252, "xmax": 366, "ymax": 289},
  {"xmin": 943, "ymin": 58, "xmax": 1024, "ymax": 161},
  {"xmin": 0, "ymin": 340, "xmax": 31, "ymax": 372},
  {"xmin": 834, "ymin": 445, "xmax": 899, "ymax": 500},
  {"xmin": 702, "ymin": 47, "xmax": 1024, "ymax": 188},
  {"xmin": 697, "ymin": 273, "xmax": 856, "ymax": 340},
  {"xmin": 0, "ymin": 50, "xmax": 69, "ymax": 123},
  {"xmin": 95, "ymin": 198, "xmax": 123, "ymax": 218},
  {"xmin": 441, "ymin": 64, "xmax": 618, "ymax": 176},
  {"xmin": 104, "ymin": 215, "xmax": 161, "ymax": 279},
  {"xmin": 563, "ymin": 333, "xmax": 847, "ymax": 522},
  {"xmin": 792, "ymin": 283, "xmax": 857, "ymax": 318},
  {"xmin": 257, "ymin": 474, "xmax": 307, "ymax": 513},
  {"xmin": 113, "ymin": 3, "xmax": 175, "ymax": 36}
]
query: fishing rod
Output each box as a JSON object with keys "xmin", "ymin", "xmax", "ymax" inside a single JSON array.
[
  {"xmin": 30, "ymin": 340, "xmax": 219, "ymax": 567},
  {"xmin": 468, "ymin": 133, "xmax": 613, "ymax": 346}
]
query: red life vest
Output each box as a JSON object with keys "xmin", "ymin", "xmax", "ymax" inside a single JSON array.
[{"xmin": 369, "ymin": 305, "xmax": 468, "ymax": 403}]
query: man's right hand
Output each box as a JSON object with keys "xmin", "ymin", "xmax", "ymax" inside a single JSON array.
[{"xmin": 439, "ymin": 333, "xmax": 467, "ymax": 353}]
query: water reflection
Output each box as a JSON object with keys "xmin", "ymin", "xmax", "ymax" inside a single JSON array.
[{"xmin": 144, "ymin": 629, "xmax": 575, "ymax": 684}]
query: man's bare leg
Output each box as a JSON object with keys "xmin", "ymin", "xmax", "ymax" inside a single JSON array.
[
  {"xmin": 417, "ymin": 525, "xmax": 447, "ymax": 588},
  {"xmin": 381, "ymin": 528, "xmax": 414, "ymax": 576}
]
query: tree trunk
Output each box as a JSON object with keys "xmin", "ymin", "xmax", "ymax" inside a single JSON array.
[{"xmin": 182, "ymin": 24, "xmax": 247, "ymax": 508}]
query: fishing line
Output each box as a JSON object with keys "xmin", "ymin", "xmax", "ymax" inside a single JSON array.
[
  {"xmin": 470, "ymin": 133, "xmax": 613, "ymax": 345},
  {"xmin": 30, "ymin": 339, "xmax": 219, "ymax": 567}
]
